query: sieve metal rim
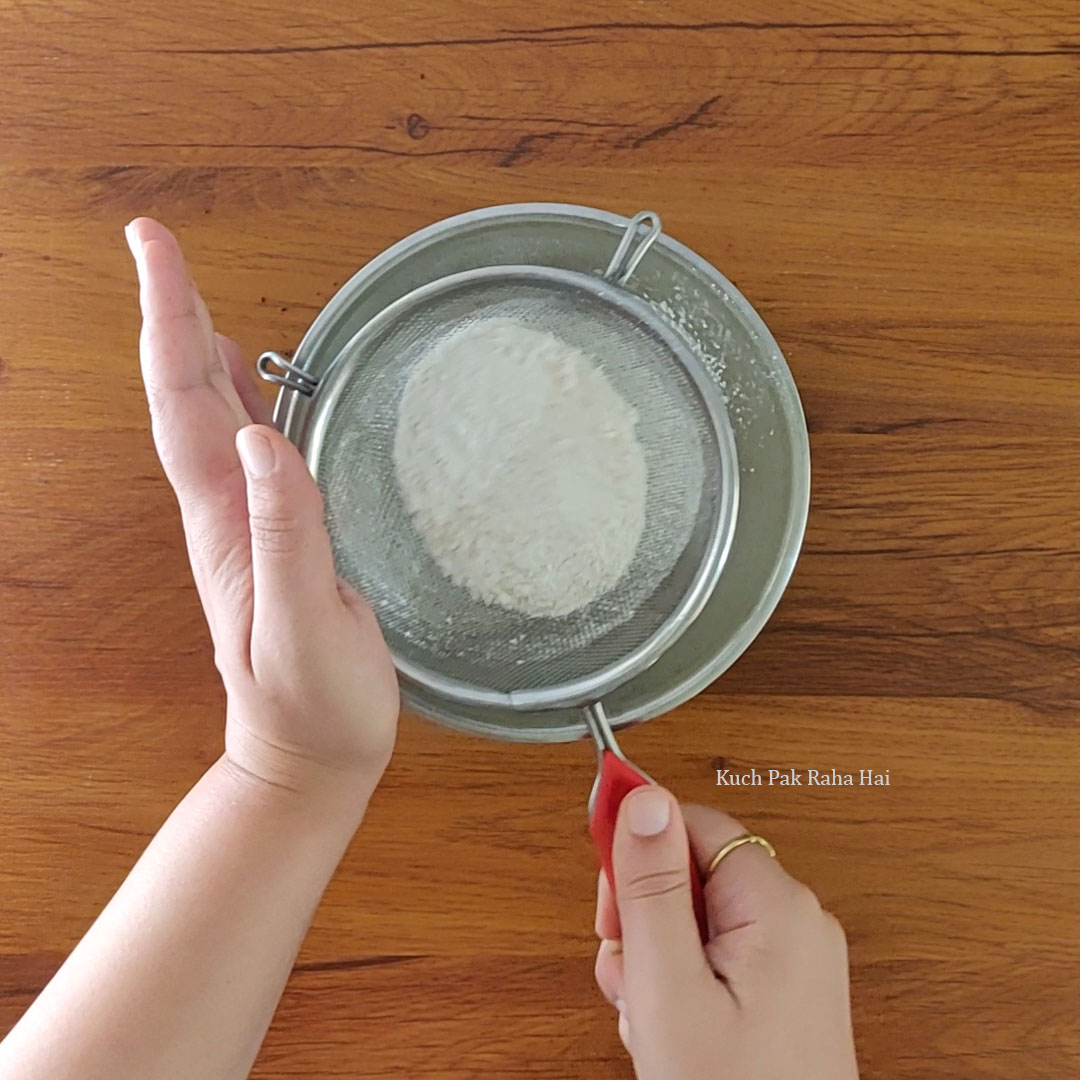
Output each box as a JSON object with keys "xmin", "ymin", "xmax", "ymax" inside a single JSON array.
[{"xmin": 281, "ymin": 262, "xmax": 739, "ymax": 712}]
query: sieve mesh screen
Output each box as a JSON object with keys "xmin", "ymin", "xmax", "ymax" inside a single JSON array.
[{"xmin": 307, "ymin": 270, "xmax": 728, "ymax": 706}]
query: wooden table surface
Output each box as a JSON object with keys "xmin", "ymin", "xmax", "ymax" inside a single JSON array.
[{"xmin": 2, "ymin": 2, "xmax": 1079, "ymax": 1077}]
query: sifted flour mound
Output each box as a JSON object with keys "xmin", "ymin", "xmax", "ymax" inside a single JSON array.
[{"xmin": 394, "ymin": 317, "xmax": 647, "ymax": 618}]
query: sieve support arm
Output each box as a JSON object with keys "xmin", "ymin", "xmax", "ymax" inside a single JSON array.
[
  {"xmin": 583, "ymin": 701, "xmax": 627, "ymax": 763},
  {"xmin": 585, "ymin": 701, "xmax": 710, "ymax": 944},
  {"xmin": 602, "ymin": 211, "xmax": 663, "ymax": 287}
]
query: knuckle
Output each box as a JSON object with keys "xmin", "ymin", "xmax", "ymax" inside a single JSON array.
[
  {"xmin": 824, "ymin": 911, "xmax": 849, "ymax": 953},
  {"xmin": 789, "ymin": 882, "xmax": 825, "ymax": 921},
  {"xmin": 620, "ymin": 865, "xmax": 689, "ymax": 904},
  {"xmin": 213, "ymin": 644, "xmax": 242, "ymax": 681},
  {"xmin": 248, "ymin": 508, "xmax": 303, "ymax": 556},
  {"xmin": 593, "ymin": 948, "xmax": 608, "ymax": 988}
]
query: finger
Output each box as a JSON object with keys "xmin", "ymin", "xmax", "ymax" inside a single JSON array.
[
  {"xmin": 236, "ymin": 425, "xmax": 342, "ymax": 671},
  {"xmin": 593, "ymin": 939, "xmax": 625, "ymax": 1008},
  {"xmin": 611, "ymin": 788, "xmax": 712, "ymax": 1006},
  {"xmin": 595, "ymin": 869, "xmax": 621, "ymax": 941},
  {"xmin": 129, "ymin": 219, "xmax": 243, "ymax": 419},
  {"xmin": 681, "ymin": 803, "xmax": 798, "ymax": 940},
  {"xmin": 218, "ymin": 333, "xmax": 274, "ymax": 426},
  {"xmin": 128, "ymin": 219, "xmax": 253, "ymax": 651}
]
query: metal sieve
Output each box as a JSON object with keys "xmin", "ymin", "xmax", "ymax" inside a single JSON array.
[{"xmin": 259, "ymin": 212, "xmax": 739, "ymax": 715}]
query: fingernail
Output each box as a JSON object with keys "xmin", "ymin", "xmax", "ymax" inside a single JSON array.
[
  {"xmin": 626, "ymin": 788, "xmax": 671, "ymax": 837},
  {"xmin": 237, "ymin": 427, "xmax": 275, "ymax": 478}
]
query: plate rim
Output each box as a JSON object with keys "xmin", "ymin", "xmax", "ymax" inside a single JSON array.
[{"xmin": 273, "ymin": 202, "xmax": 811, "ymax": 742}]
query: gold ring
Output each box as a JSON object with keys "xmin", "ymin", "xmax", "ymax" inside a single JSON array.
[{"xmin": 706, "ymin": 833, "xmax": 776, "ymax": 876}]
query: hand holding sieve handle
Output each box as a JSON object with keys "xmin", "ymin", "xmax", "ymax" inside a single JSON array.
[{"xmin": 584, "ymin": 705, "xmax": 710, "ymax": 944}]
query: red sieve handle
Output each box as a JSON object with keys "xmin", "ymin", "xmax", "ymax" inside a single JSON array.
[{"xmin": 588, "ymin": 749, "xmax": 709, "ymax": 944}]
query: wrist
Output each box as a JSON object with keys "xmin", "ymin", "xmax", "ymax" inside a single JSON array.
[{"xmin": 222, "ymin": 725, "xmax": 380, "ymax": 825}]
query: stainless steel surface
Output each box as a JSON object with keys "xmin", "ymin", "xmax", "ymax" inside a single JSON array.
[
  {"xmin": 290, "ymin": 256, "xmax": 738, "ymax": 713},
  {"xmin": 257, "ymin": 351, "xmax": 319, "ymax": 396},
  {"xmin": 268, "ymin": 203, "xmax": 811, "ymax": 743},
  {"xmin": 259, "ymin": 212, "xmax": 663, "ymax": 402},
  {"xmin": 583, "ymin": 702, "xmax": 624, "ymax": 761},
  {"xmin": 584, "ymin": 702, "xmax": 644, "ymax": 816},
  {"xmin": 603, "ymin": 211, "xmax": 662, "ymax": 285}
]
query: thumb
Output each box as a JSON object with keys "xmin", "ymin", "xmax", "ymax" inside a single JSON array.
[
  {"xmin": 236, "ymin": 424, "xmax": 340, "ymax": 636},
  {"xmin": 612, "ymin": 787, "xmax": 711, "ymax": 1000}
]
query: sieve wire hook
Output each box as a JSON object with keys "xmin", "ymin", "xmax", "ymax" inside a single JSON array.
[
  {"xmin": 602, "ymin": 210, "xmax": 663, "ymax": 287},
  {"xmin": 257, "ymin": 351, "xmax": 320, "ymax": 397}
]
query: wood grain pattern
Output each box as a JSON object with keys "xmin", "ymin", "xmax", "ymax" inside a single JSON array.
[{"xmin": 2, "ymin": 1, "xmax": 1079, "ymax": 1077}]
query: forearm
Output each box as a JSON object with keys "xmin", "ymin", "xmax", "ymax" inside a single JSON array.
[{"xmin": 0, "ymin": 754, "xmax": 367, "ymax": 1080}]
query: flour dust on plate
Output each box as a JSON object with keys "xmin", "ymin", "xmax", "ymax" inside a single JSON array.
[{"xmin": 393, "ymin": 317, "xmax": 647, "ymax": 618}]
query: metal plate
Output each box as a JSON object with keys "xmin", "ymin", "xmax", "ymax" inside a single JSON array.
[{"xmin": 271, "ymin": 203, "xmax": 810, "ymax": 743}]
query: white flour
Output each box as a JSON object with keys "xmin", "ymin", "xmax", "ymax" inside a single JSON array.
[{"xmin": 394, "ymin": 317, "xmax": 647, "ymax": 618}]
